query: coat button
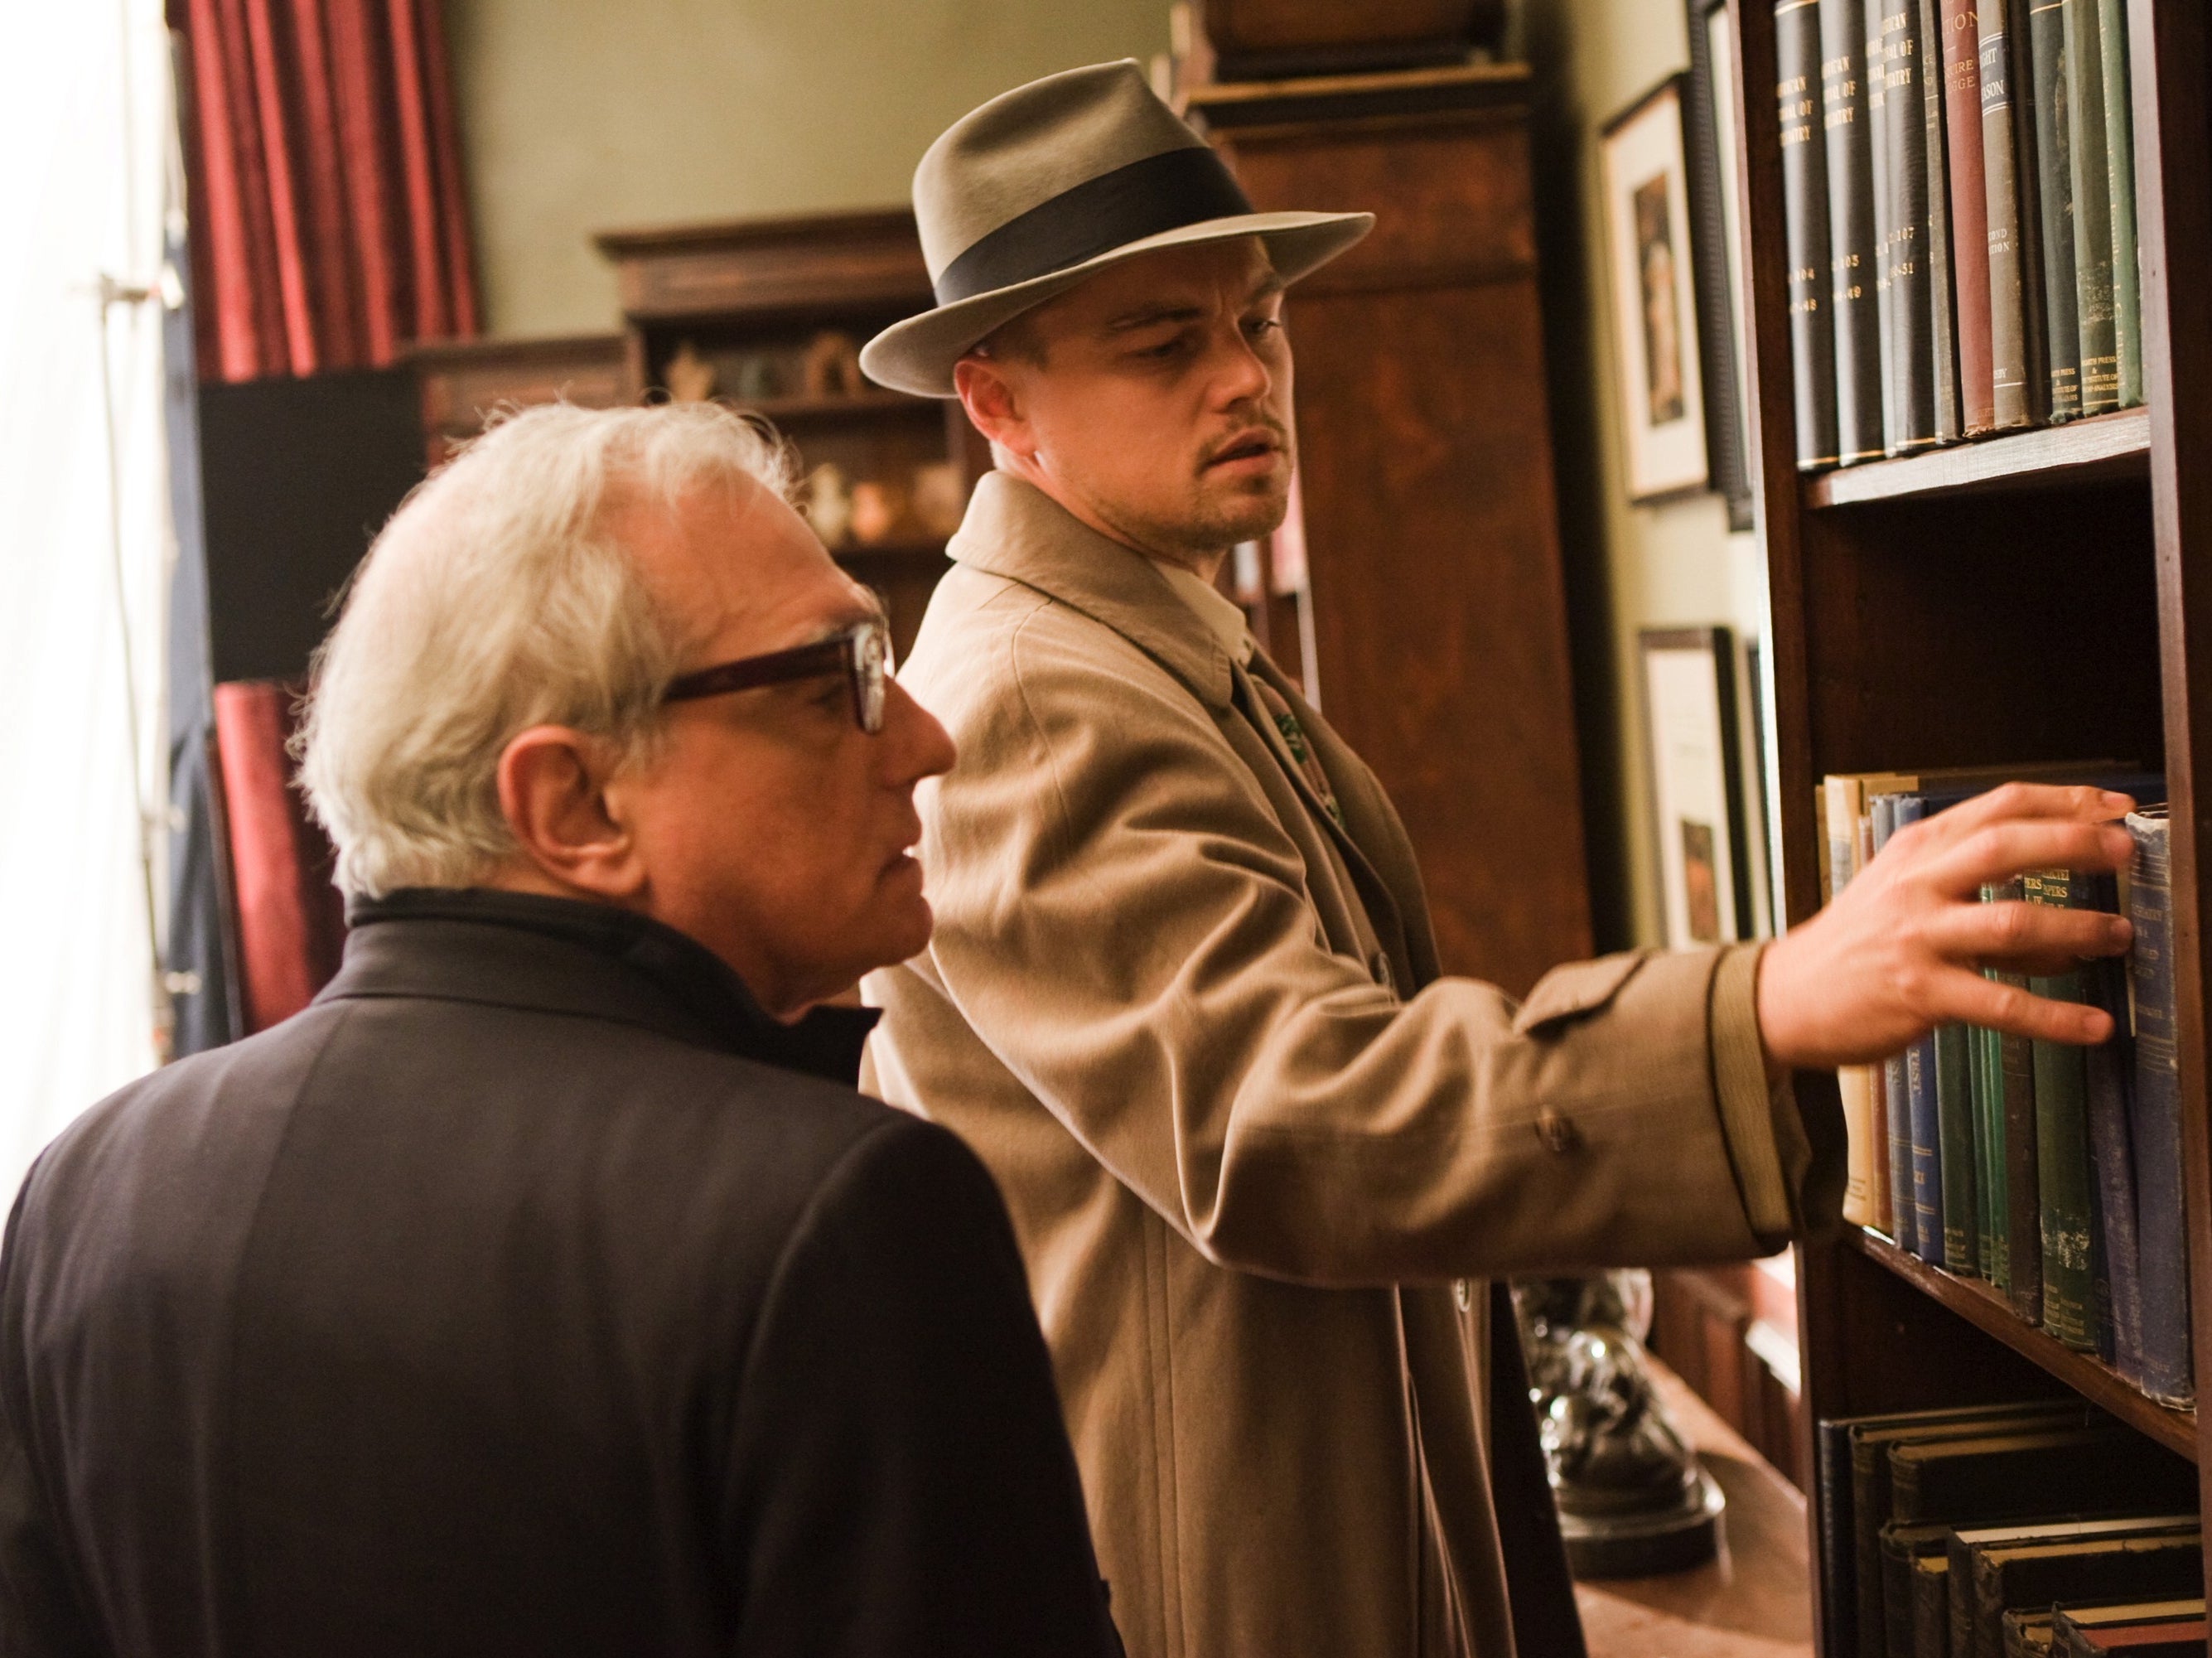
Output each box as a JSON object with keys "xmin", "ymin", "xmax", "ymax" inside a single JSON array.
[
  {"xmin": 1536, "ymin": 1108, "xmax": 1579, "ymax": 1154},
  {"xmin": 1453, "ymin": 1278, "xmax": 1474, "ymax": 1312}
]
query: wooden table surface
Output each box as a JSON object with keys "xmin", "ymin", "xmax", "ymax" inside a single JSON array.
[{"xmin": 1572, "ymin": 1359, "xmax": 1814, "ymax": 1658}]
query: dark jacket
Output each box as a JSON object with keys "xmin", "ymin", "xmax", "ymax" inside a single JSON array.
[{"xmin": 0, "ymin": 889, "xmax": 1120, "ymax": 1656}]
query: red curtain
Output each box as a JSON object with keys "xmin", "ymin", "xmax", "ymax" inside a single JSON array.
[
  {"xmin": 175, "ymin": 0, "xmax": 480, "ymax": 382},
  {"xmin": 210, "ymin": 682, "xmax": 347, "ymax": 1033}
]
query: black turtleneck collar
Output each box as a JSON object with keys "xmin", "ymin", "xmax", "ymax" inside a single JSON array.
[{"xmin": 335, "ymin": 887, "xmax": 878, "ymax": 1087}]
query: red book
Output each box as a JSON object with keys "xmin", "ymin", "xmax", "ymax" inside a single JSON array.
[{"xmin": 1939, "ymin": 0, "xmax": 1996, "ymax": 434}]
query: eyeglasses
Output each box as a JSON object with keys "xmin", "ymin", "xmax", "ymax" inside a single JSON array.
[{"xmin": 661, "ymin": 616, "xmax": 891, "ymax": 734}]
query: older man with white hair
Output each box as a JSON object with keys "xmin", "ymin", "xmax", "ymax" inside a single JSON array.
[{"xmin": 0, "ymin": 404, "xmax": 1123, "ymax": 1656}]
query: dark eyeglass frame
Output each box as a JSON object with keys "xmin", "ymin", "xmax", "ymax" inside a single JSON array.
[{"xmin": 660, "ymin": 616, "xmax": 891, "ymax": 734}]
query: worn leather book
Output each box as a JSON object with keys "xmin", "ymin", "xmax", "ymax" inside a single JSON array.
[
  {"xmin": 2026, "ymin": 0, "xmax": 2083, "ymax": 418},
  {"xmin": 1968, "ymin": 1530, "xmax": 2204, "ymax": 1658},
  {"xmin": 1916, "ymin": 1548, "xmax": 1957, "ymax": 1656},
  {"xmin": 2023, "ymin": 868, "xmax": 2097, "ymax": 1350},
  {"xmin": 2096, "ymin": 0, "xmax": 2140, "ymax": 405},
  {"xmin": 1780, "ymin": 0, "xmax": 1841, "ymax": 466},
  {"xmin": 1847, "ymin": 1403, "xmax": 2093, "ymax": 1658},
  {"xmin": 2079, "ymin": 881, "xmax": 2142, "ymax": 1379},
  {"xmin": 2065, "ymin": 0, "xmax": 2120, "ymax": 413},
  {"xmin": 1950, "ymin": 1517, "xmax": 2200, "ymax": 1658},
  {"xmin": 1987, "ymin": 892, "xmax": 2044, "ymax": 1326},
  {"xmin": 1979, "ymin": 0, "xmax": 2049, "ymax": 428},
  {"xmin": 1921, "ymin": 0, "xmax": 1963, "ymax": 442},
  {"xmin": 1940, "ymin": 0, "xmax": 1997, "ymax": 431},
  {"xmin": 1969, "ymin": 986, "xmax": 2002, "ymax": 1282},
  {"xmin": 1872, "ymin": 0, "xmax": 1939, "ymax": 451},
  {"xmin": 2055, "ymin": 1613, "xmax": 2207, "ymax": 1656},
  {"xmin": 1937, "ymin": 1018, "xmax": 1981, "ymax": 1273},
  {"xmin": 2005, "ymin": 1596, "xmax": 2203, "ymax": 1656},
  {"xmin": 1823, "ymin": 0, "xmax": 1888, "ymax": 460},
  {"xmin": 1886, "ymin": 1520, "xmax": 1958, "ymax": 1658},
  {"xmin": 2125, "ymin": 809, "xmax": 2193, "ymax": 1405},
  {"xmin": 1821, "ymin": 1416, "xmax": 1866, "ymax": 1658},
  {"xmin": 1887, "ymin": 1424, "xmax": 2195, "ymax": 1527}
]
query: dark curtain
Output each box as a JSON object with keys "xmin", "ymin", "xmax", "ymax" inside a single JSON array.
[
  {"xmin": 211, "ymin": 683, "xmax": 347, "ymax": 1033},
  {"xmin": 173, "ymin": 0, "xmax": 479, "ymax": 382}
]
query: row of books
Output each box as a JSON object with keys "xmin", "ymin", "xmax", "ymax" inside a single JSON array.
[
  {"xmin": 1775, "ymin": 0, "xmax": 2143, "ymax": 468},
  {"xmin": 1819, "ymin": 766, "xmax": 2192, "ymax": 1409},
  {"xmin": 1817, "ymin": 1398, "xmax": 2202, "ymax": 1657}
]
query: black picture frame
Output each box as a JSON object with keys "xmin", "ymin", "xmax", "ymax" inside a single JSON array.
[{"xmin": 1683, "ymin": 0, "xmax": 1757, "ymax": 532}]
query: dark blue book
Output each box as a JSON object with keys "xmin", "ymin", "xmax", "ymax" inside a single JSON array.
[{"xmin": 2127, "ymin": 808, "xmax": 2194, "ymax": 1405}]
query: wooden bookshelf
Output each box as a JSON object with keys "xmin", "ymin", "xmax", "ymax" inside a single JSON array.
[
  {"xmin": 593, "ymin": 209, "xmax": 986, "ymax": 660},
  {"xmin": 1805, "ymin": 408, "xmax": 2152, "ymax": 507},
  {"xmin": 1728, "ymin": 0, "xmax": 2212, "ymax": 1649}
]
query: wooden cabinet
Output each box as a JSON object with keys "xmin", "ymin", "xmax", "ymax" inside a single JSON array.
[
  {"xmin": 1725, "ymin": 0, "xmax": 2212, "ymax": 1640},
  {"xmin": 592, "ymin": 210, "xmax": 985, "ymax": 661},
  {"xmin": 1191, "ymin": 66, "xmax": 1592, "ymax": 996},
  {"xmin": 405, "ymin": 332, "xmax": 628, "ymax": 469}
]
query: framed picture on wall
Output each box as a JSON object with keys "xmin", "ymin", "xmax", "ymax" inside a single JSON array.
[
  {"xmin": 1683, "ymin": 0, "xmax": 1757, "ymax": 531},
  {"xmin": 1638, "ymin": 626, "xmax": 1757, "ymax": 948},
  {"xmin": 1601, "ymin": 77, "xmax": 1709, "ymax": 502}
]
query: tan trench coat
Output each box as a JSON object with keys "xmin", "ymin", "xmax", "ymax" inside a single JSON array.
[{"xmin": 862, "ymin": 474, "xmax": 1842, "ymax": 1658}]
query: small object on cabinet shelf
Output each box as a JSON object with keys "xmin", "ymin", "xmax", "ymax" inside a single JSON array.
[
  {"xmin": 848, "ymin": 481, "xmax": 904, "ymax": 546},
  {"xmin": 663, "ymin": 341, "xmax": 717, "ymax": 404},
  {"xmin": 1601, "ymin": 77, "xmax": 1711, "ymax": 501},
  {"xmin": 909, "ymin": 461, "xmax": 967, "ymax": 539},
  {"xmin": 800, "ymin": 462, "xmax": 852, "ymax": 549},
  {"xmin": 732, "ymin": 353, "xmax": 780, "ymax": 403},
  {"xmin": 1514, "ymin": 1273, "xmax": 1725, "ymax": 1579},
  {"xmin": 801, "ymin": 330, "xmax": 866, "ymax": 399}
]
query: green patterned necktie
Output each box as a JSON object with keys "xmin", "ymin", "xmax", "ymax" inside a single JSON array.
[{"xmin": 1246, "ymin": 668, "xmax": 1343, "ymax": 828}]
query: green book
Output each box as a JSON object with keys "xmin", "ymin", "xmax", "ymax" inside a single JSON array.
[
  {"xmin": 2023, "ymin": 868, "xmax": 2096, "ymax": 1351},
  {"xmin": 1971, "ymin": 998, "xmax": 1999, "ymax": 1281},
  {"xmin": 2064, "ymin": 0, "xmax": 2120, "ymax": 414},
  {"xmin": 2097, "ymin": 0, "xmax": 2142, "ymax": 406},
  {"xmin": 1983, "ymin": 1021, "xmax": 2012, "ymax": 1293},
  {"xmin": 1938, "ymin": 1021, "xmax": 1981, "ymax": 1274}
]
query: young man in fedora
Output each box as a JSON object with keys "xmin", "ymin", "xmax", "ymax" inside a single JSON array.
[{"xmin": 858, "ymin": 60, "xmax": 2140, "ymax": 1658}]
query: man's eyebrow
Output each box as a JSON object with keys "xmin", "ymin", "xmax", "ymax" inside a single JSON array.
[{"xmin": 1104, "ymin": 302, "xmax": 1205, "ymax": 333}]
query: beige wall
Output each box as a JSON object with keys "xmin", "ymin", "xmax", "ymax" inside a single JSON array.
[
  {"xmin": 443, "ymin": 0, "xmax": 1171, "ymax": 337},
  {"xmin": 1526, "ymin": 0, "xmax": 1770, "ymax": 950}
]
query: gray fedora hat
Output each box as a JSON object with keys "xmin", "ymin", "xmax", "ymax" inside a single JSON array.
[{"xmin": 860, "ymin": 60, "xmax": 1373, "ymax": 399}]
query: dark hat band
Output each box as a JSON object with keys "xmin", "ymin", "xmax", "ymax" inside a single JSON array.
[{"xmin": 932, "ymin": 145, "xmax": 1255, "ymax": 306}]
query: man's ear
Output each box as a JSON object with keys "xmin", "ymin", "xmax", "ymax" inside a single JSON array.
[
  {"xmin": 953, "ymin": 354, "xmax": 1031, "ymax": 462},
  {"xmin": 495, "ymin": 726, "xmax": 647, "ymax": 901}
]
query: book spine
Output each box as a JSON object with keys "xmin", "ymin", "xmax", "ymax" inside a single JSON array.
[
  {"xmin": 1985, "ymin": 1022, "xmax": 2012, "ymax": 1292},
  {"xmin": 1843, "ymin": 1065, "xmax": 1880, "ymax": 1226},
  {"xmin": 1939, "ymin": 0, "xmax": 1996, "ymax": 433},
  {"xmin": 2082, "ymin": 868, "xmax": 2143, "ymax": 1380},
  {"xmin": 1913, "ymin": 1560, "xmax": 1951, "ymax": 1658},
  {"xmin": 1854, "ymin": 1443, "xmax": 1894, "ymax": 1658},
  {"xmin": 1872, "ymin": 1042, "xmax": 1897, "ymax": 1236},
  {"xmin": 1969, "ymin": 979, "xmax": 1999, "ymax": 1279},
  {"xmin": 2025, "ymin": 869, "xmax": 2096, "ymax": 1349},
  {"xmin": 2026, "ymin": 0, "xmax": 2083, "ymax": 419},
  {"xmin": 1781, "ymin": 1, "xmax": 1844, "ymax": 466},
  {"xmin": 1825, "ymin": 0, "xmax": 1889, "ymax": 461},
  {"xmin": 2065, "ymin": 0, "xmax": 2119, "ymax": 413},
  {"xmin": 1818, "ymin": 1419, "xmax": 1863, "ymax": 1658},
  {"xmin": 2000, "ymin": 998, "xmax": 2043, "ymax": 1323},
  {"xmin": 1980, "ymin": 0, "xmax": 2050, "ymax": 428},
  {"xmin": 1882, "ymin": 1535, "xmax": 1920, "ymax": 1658},
  {"xmin": 1921, "ymin": 0, "xmax": 1962, "ymax": 442},
  {"xmin": 1875, "ymin": 797, "xmax": 1920, "ymax": 1255},
  {"xmin": 1874, "ymin": 0, "xmax": 1939, "ymax": 452},
  {"xmin": 2099, "ymin": 0, "xmax": 2140, "ymax": 405},
  {"xmin": 1908, "ymin": 1032, "xmax": 1946, "ymax": 1265},
  {"xmin": 2126, "ymin": 812, "xmax": 2194, "ymax": 1404},
  {"xmin": 1937, "ymin": 1020, "xmax": 1980, "ymax": 1272}
]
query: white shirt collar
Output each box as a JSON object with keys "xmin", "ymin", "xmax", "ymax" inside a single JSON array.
[{"xmin": 1153, "ymin": 561, "xmax": 1254, "ymax": 667}]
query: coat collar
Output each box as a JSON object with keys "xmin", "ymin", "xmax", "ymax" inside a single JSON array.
[
  {"xmin": 323, "ymin": 887, "xmax": 878, "ymax": 1086},
  {"xmin": 948, "ymin": 471, "xmax": 1237, "ymax": 710}
]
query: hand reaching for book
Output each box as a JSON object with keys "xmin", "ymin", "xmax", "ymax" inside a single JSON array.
[{"xmin": 1755, "ymin": 784, "xmax": 2137, "ymax": 1071}]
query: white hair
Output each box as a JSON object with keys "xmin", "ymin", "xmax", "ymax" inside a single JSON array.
[{"xmin": 296, "ymin": 400, "xmax": 794, "ymax": 900}]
